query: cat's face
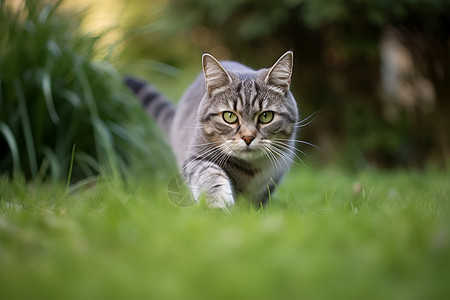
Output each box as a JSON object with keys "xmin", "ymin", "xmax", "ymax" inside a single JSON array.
[{"xmin": 198, "ymin": 52, "xmax": 298, "ymax": 163}]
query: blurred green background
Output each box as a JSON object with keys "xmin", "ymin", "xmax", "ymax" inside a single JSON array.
[
  {"xmin": 122, "ymin": 0, "xmax": 450, "ymax": 171},
  {"xmin": 108, "ymin": 0, "xmax": 450, "ymax": 170},
  {"xmin": 1, "ymin": 0, "xmax": 450, "ymax": 181}
]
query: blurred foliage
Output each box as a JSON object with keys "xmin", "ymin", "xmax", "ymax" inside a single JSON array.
[
  {"xmin": 120, "ymin": 0, "xmax": 450, "ymax": 170},
  {"xmin": 0, "ymin": 0, "xmax": 174, "ymax": 181}
]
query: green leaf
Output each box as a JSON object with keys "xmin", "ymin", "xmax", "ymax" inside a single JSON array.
[
  {"xmin": 14, "ymin": 79, "xmax": 38, "ymax": 177},
  {"xmin": 0, "ymin": 122, "xmax": 20, "ymax": 175},
  {"xmin": 42, "ymin": 70, "xmax": 60, "ymax": 124},
  {"xmin": 42, "ymin": 146, "xmax": 62, "ymax": 182}
]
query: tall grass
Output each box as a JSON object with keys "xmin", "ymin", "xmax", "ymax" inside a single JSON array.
[{"xmin": 0, "ymin": 0, "xmax": 174, "ymax": 182}]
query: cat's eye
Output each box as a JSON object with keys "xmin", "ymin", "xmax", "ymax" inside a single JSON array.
[
  {"xmin": 223, "ymin": 111, "xmax": 238, "ymax": 124},
  {"xmin": 258, "ymin": 111, "xmax": 274, "ymax": 124}
]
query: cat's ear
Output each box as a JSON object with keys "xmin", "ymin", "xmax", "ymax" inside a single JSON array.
[
  {"xmin": 202, "ymin": 53, "xmax": 232, "ymax": 96},
  {"xmin": 265, "ymin": 51, "xmax": 293, "ymax": 95}
]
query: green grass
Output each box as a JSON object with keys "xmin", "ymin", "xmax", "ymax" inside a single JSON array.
[
  {"xmin": 0, "ymin": 0, "xmax": 173, "ymax": 181},
  {"xmin": 1, "ymin": 166, "xmax": 449, "ymax": 300}
]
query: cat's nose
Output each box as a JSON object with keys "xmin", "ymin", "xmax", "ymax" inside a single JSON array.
[{"xmin": 242, "ymin": 135, "xmax": 255, "ymax": 146}]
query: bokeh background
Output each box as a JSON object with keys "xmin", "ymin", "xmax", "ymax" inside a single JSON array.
[
  {"xmin": 65, "ymin": 0, "xmax": 450, "ymax": 169},
  {"xmin": 1, "ymin": 0, "xmax": 450, "ymax": 181}
]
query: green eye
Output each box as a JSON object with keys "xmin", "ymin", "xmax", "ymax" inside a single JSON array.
[
  {"xmin": 223, "ymin": 111, "xmax": 238, "ymax": 124},
  {"xmin": 258, "ymin": 111, "xmax": 274, "ymax": 124}
]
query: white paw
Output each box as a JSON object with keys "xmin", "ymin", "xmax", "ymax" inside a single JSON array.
[
  {"xmin": 189, "ymin": 182, "xmax": 235, "ymax": 209},
  {"xmin": 208, "ymin": 190, "xmax": 235, "ymax": 209},
  {"xmin": 186, "ymin": 162, "xmax": 235, "ymax": 210}
]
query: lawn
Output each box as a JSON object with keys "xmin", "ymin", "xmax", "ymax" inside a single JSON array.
[{"xmin": 0, "ymin": 166, "xmax": 449, "ymax": 300}]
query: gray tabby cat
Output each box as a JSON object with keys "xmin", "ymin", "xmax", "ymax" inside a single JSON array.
[{"xmin": 125, "ymin": 51, "xmax": 298, "ymax": 208}]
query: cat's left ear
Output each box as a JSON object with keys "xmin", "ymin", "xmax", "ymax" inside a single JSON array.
[
  {"xmin": 202, "ymin": 53, "xmax": 232, "ymax": 96},
  {"xmin": 265, "ymin": 51, "xmax": 293, "ymax": 95}
]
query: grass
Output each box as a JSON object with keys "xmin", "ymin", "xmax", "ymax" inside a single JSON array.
[
  {"xmin": 0, "ymin": 166, "xmax": 449, "ymax": 300},
  {"xmin": 0, "ymin": 0, "xmax": 172, "ymax": 181}
]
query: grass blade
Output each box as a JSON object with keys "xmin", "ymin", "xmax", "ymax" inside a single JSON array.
[
  {"xmin": 61, "ymin": 89, "xmax": 82, "ymax": 108},
  {"xmin": 42, "ymin": 70, "xmax": 60, "ymax": 124},
  {"xmin": 66, "ymin": 144, "xmax": 76, "ymax": 191},
  {"xmin": 42, "ymin": 146, "xmax": 62, "ymax": 182},
  {"xmin": 0, "ymin": 122, "xmax": 21, "ymax": 175},
  {"xmin": 14, "ymin": 79, "xmax": 37, "ymax": 177},
  {"xmin": 75, "ymin": 63, "xmax": 98, "ymax": 117},
  {"xmin": 92, "ymin": 118, "xmax": 120, "ymax": 179},
  {"xmin": 75, "ymin": 152, "xmax": 100, "ymax": 176}
]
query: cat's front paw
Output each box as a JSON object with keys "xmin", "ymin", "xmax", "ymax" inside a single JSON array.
[
  {"xmin": 207, "ymin": 190, "xmax": 235, "ymax": 209},
  {"xmin": 190, "ymin": 180, "xmax": 235, "ymax": 209},
  {"xmin": 185, "ymin": 160, "xmax": 235, "ymax": 209}
]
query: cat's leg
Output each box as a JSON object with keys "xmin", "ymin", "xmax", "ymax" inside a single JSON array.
[{"xmin": 184, "ymin": 160, "xmax": 234, "ymax": 208}]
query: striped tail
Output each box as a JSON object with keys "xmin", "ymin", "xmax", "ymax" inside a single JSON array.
[{"xmin": 124, "ymin": 76, "xmax": 175, "ymax": 137}]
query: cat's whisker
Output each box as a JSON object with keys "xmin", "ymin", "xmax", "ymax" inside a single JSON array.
[
  {"xmin": 260, "ymin": 145, "xmax": 279, "ymax": 175},
  {"xmin": 183, "ymin": 144, "xmax": 234, "ymax": 199},
  {"xmin": 270, "ymin": 150, "xmax": 288, "ymax": 172},
  {"xmin": 266, "ymin": 148, "xmax": 283, "ymax": 174},
  {"xmin": 272, "ymin": 140, "xmax": 310, "ymax": 160},
  {"xmin": 182, "ymin": 142, "xmax": 233, "ymax": 174},
  {"xmin": 211, "ymin": 143, "xmax": 232, "ymax": 168},
  {"xmin": 294, "ymin": 110, "xmax": 321, "ymax": 126},
  {"xmin": 271, "ymin": 141, "xmax": 306, "ymax": 166},
  {"xmin": 181, "ymin": 146, "xmax": 223, "ymax": 173},
  {"xmin": 269, "ymin": 145, "xmax": 295, "ymax": 168},
  {"xmin": 189, "ymin": 141, "xmax": 221, "ymax": 148},
  {"xmin": 187, "ymin": 146, "xmax": 219, "ymax": 162},
  {"xmin": 294, "ymin": 117, "xmax": 317, "ymax": 128},
  {"xmin": 207, "ymin": 143, "xmax": 232, "ymax": 165},
  {"xmin": 260, "ymin": 141, "xmax": 285, "ymax": 173},
  {"xmin": 272, "ymin": 140, "xmax": 309, "ymax": 157},
  {"xmin": 216, "ymin": 146, "xmax": 233, "ymax": 168},
  {"xmin": 182, "ymin": 124, "xmax": 206, "ymax": 129},
  {"xmin": 274, "ymin": 138, "xmax": 321, "ymax": 151}
]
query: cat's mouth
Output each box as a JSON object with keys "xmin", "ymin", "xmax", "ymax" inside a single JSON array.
[{"xmin": 233, "ymin": 145, "xmax": 265, "ymax": 161}]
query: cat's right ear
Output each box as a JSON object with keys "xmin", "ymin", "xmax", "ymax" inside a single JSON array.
[
  {"xmin": 202, "ymin": 53, "xmax": 232, "ymax": 96},
  {"xmin": 265, "ymin": 51, "xmax": 293, "ymax": 95}
]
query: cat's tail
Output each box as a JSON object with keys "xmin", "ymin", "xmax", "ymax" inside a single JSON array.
[{"xmin": 124, "ymin": 76, "xmax": 175, "ymax": 137}]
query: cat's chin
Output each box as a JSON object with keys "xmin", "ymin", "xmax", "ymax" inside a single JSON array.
[{"xmin": 233, "ymin": 147, "xmax": 265, "ymax": 161}]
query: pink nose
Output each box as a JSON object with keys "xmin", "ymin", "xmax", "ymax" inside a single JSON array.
[{"xmin": 242, "ymin": 135, "xmax": 255, "ymax": 146}]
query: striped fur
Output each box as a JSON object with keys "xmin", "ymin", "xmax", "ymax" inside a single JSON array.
[
  {"xmin": 125, "ymin": 52, "xmax": 298, "ymax": 209},
  {"xmin": 124, "ymin": 76, "xmax": 175, "ymax": 136}
]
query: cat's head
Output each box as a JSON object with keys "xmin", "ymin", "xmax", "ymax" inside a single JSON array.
[{"xmin": 198, "ymin": 52, "xmax": 298, "ymax": 163}]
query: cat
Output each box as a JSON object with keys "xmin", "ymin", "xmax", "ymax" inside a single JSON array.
[{"xmin": 125, "ymin": 51, "xmax": 298, "ymax": 209}]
